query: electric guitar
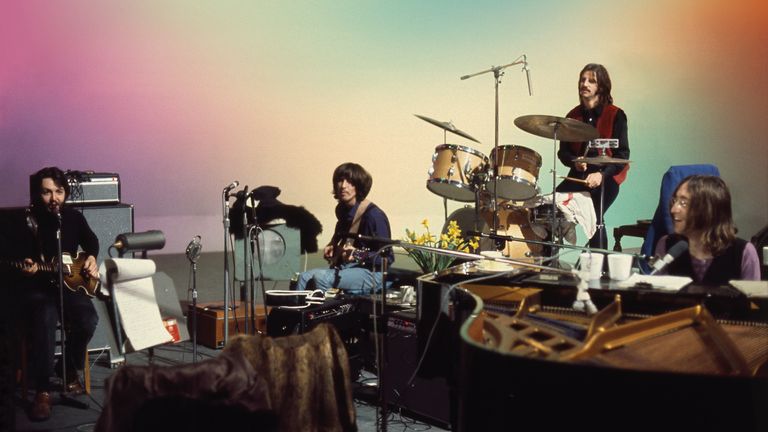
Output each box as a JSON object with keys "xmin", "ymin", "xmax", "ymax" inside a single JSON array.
[
  {"xmin": 328, "ymin": 237, "xmax": 370, "ymax": 268},
  {"xmin": 1, "ymin": 251, "xmax": 100, "ymax": 297}
]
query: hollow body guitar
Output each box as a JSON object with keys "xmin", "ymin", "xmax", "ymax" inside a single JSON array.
[{"xmin": 1, "ymin": 251, "xmax": 100, "ymax": 297}]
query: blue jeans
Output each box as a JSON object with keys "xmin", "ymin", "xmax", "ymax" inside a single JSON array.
[{"xmin": 295, "ymin": 264, "xmax": 384, "ymax": 295}]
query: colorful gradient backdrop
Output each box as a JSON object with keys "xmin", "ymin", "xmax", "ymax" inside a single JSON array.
[{"xmin": 1, "ymin": 0, "xmax": 766, "ymax": 255}]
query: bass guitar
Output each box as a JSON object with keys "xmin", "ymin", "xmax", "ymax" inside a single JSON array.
[{"xmin": 1, "ymin": 251, "xmax": 100, "ymax": 297}]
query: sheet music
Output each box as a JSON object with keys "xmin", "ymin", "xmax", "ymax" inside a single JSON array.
[
  {"xmin": 729, "ymin": 280, "xmax": 768, "ymax": 298},
  {"xmin": 104, "ymin": 258, "xmax": 172, "ymax": 351},
  {"xmin": 616, "ymin": 273, "xmax": 692, "ymax": 291}
]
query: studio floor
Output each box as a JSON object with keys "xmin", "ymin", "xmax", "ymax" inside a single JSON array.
[
  {"xmin": 13, "ymin": 340, "xmax": 449, "ymax": 432},
  {"xmin": 11, "ymin": 251, "xmax": 449, "ymax": 432}
]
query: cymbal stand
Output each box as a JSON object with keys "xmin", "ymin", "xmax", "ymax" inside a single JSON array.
[
  {"xmin": 442, "ymin": 129, "xmax": 449, "ymax": 222},
  {"xmin": 549, "ymin": 124, "xmax": 563, "ymax": 265},
  {"xmin": 460, "ymin": 56, "xmax": 527, "ymax": 239},
  {"xmin": 242, "ymin": 194, "xmax": 251, "ymax": 335}
]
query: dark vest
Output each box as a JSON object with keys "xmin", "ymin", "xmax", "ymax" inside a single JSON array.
[
  {"xmin": 666, "ymin": 234, "xmax": 747, "ymax": 285},
  {"xmin": 566, "ymin": 104, "xmax": 629, "ymax": 184}
]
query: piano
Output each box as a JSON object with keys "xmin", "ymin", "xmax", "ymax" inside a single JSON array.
[{"xmin": 416, "ymin": 262, "xmax": 768, "ymax": 431}]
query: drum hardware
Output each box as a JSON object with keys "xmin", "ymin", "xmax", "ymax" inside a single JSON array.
[{"xmin": 573, "ymin": 143, "xmax": 632, "ymax": 247}]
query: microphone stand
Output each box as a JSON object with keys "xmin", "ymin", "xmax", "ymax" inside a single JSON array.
[
  {"xmin": 242, "ymin": 195, "xmax": 251, "ymax": 335},
  {"xmin": 249, "ymin": 197, "xmax": 268, "ymax": 333},
  {"xmin": 55, "ymin": 212, "xmax": 88, "ymax": 409},
  {"xmin": 460, "ymin": 56, "xmax": 529, "ymax": 239},
  {"xmin": 187, "ymin": 241, "xmax": 201, "ymax": 363},
  {"xmin": 222, "ymin": 186, "xmax": 235, "ymax": 345}
]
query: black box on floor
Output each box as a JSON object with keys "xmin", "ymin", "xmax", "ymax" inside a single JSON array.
[{"xmin": 384, "ymin": 310, "xmax": 450, "ymax": 428}]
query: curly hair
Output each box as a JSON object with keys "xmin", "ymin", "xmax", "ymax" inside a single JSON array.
[
  {"xmin": 331, "ymin": 162, "xmax": 372, "ymax": 202},
  {"xmin": 672, "ymin": 175, "xmax": 736, "ymax": 256}
]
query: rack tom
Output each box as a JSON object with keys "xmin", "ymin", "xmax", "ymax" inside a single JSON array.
[
  {"xmin": 487, "ymin": 145, "xmax": 542, "ymax": 201},
  {"xmin": 427, "ymin": 144, "xmax": 488, "ymax": 202}
]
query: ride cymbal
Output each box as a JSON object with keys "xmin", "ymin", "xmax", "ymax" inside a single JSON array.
[
  {"xmin": 415, "ymin": 114, "xmax": 481, "ymax": 143},
  {"xmin": 514, "ymin": 115, "xmax": 599, "ymax": 142}
]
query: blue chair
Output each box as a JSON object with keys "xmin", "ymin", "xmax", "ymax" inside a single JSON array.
[{"xmin": 639, "ymin": 164, "xmax": 720, "ymax": 269}]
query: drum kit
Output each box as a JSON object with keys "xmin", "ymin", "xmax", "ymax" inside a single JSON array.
[{"xmin": 421, "ymin": 112, "xmax": 630, "ymax": 261}]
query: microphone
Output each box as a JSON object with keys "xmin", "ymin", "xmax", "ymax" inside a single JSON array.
[
  {"xmin": 223, "ymin": 181, "xmax": 239, "ymax": 195},
  {"xmin": 523, "ymin": 56, "xmax": 532, "ymax": 96},
  {"xmin": 234, "ymin": 185, "xmax": 250, "ymax": 200},
  {"xmin": 650, "ymin": 240, "xmax": 689, "ymax": 275},
  {"xmin": 185, "ymin": 235, "xmax": 202, "ymax": 263}
]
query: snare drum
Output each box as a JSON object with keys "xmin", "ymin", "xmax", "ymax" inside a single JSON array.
[
  {"xmin": 427, "ymin": 144, "xmax": 488, "ymax": 202},
  {"xmin": 487, "ymin": 145, "xmax": 542, "ymax": 201}
]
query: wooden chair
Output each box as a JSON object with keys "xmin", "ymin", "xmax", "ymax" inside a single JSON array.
[{"xmin": 613, "ymin": 220, "xmax": 651, "ymax": 252}]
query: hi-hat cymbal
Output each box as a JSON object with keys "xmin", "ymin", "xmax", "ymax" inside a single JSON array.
[
  {"xmin": 573, "ymin": 156, "xmax": 632, "ymax": 165},
  {"xmin": 514, "ymin": 115, "xmax": 599, "ymax": 142},
  {"xmin": 415, "ymin": 114, "xmax": 481, "ymax": 143}
]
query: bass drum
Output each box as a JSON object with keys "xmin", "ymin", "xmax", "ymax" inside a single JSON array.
[{"xmin": 444, "ymin": 206, "xmax": 543, "ymax": 260}]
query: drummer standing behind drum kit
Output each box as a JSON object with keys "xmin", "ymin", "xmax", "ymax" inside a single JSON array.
[{"xmin": 555, "ymin": 63, "xmax": 630, "ymax": 249}]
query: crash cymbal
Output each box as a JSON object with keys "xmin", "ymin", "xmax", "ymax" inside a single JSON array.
[
  {"xmin": 573, "ymin": 156, "xmax": 632, "ymax": 165},
  {"xmin": 415, "ymin": 114, "xmax": 481, "ymax": 143},
  {"xmin": 514, "ymin": 115, "xmax": 599, "ymax": 142}
]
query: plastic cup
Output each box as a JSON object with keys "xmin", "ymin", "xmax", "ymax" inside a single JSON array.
[
  {"xmin": 580, "ymin": 252, "xmax": 604, "ymax": 280},
  {"xmin": 608, "ymin": 254, "xmax": 633, "ymax": 281}
]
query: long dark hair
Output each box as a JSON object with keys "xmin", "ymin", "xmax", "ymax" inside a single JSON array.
[
  {"xmin": 672, "ymin": 175, "xmax": 735, "ymax": 255},
  {"xmin": 332, "ymin": 162, "xmax": 372, "ymax": 201},
  {"xmin": 579, "ymin": 63, "xmax": 613, "ymax": 105},
  {"xmin": 29, "ymin": 166, "xmax": 70, "ymax": 208}
]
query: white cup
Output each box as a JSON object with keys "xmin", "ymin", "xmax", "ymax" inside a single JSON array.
[
  {"xmin": 580, "ymin": 252, "xmax": 604, "ymax": 280},
  {"xmin": 608, "ymin": 254, "xmax": 633, "ymax": 281}
]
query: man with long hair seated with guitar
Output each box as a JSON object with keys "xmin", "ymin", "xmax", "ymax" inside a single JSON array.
[
  {"xmin": 295, "ymin": 162, "xmax": 393, "ymax": 295},
  {"xmin": 10, "ymin": 167, "xmax": 100, "ymax": 421}
]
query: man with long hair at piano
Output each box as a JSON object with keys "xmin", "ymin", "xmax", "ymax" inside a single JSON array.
[
  {"xmin": 10, "ymin": 167, "xmax": 100, "ymax": 421},
  {"xmin": 654, "ymin": 175, "xmax": 760, "ymax": 284},
  {"xmin": 295, "ymin": 162, "xmax": 393, "ymax": 295}
]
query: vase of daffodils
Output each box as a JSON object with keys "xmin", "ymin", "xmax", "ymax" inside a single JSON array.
[{"xmin": 404, "ymin": 219, "xmax": 479, "ymax": 274}]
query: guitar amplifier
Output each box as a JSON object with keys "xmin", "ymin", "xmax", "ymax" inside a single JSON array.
[
  {"xmin": 65, "ymin": 171, "xmax": 121, "ymax": 205},
  {"xmin": 192, "ymin": 301, "xmax": 267, "ymax": 349},
  {"xmin": 267, "ymin": 298, "xmax": 359, "ymax": 337}
]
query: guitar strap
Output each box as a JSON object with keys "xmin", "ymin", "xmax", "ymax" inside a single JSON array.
[
  {"xmin": 331, "ymin": 200, "xmax": 371, "ymax": 284},
  {"xmin": 25, "ymin": 207, "xmax": 45, "ymax": 261},
  {"xmin": 348, "ymin": 199, "xmax": 371, "ymax": 237}
]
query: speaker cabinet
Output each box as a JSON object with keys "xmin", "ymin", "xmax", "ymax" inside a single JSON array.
[
  {"xmin": 79, "ymin": 204, "xmax": 133, "ymax": 360},
  {"xmin": 384, "ymin": 311, "xmax": 450, "ymax": 427},
  {"xmin": 79, "ymin": 204, "xmax": 134, "ymax": 264}
]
